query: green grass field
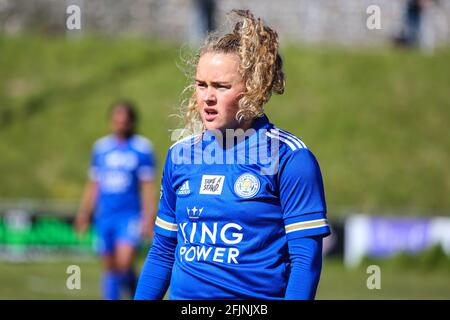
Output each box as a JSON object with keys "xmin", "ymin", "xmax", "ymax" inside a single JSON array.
[
  {"xmin": 0, "ymin": 256, "xmax": 449, "ymax": 300},
  {"xmin": 1, "ymin": 35, "xmax": 450, "ymax": 216}
]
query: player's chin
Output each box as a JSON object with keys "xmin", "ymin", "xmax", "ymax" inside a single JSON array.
[{"xmin": 203, "ymin": 119, "xmax": 223, "ymax": 131}]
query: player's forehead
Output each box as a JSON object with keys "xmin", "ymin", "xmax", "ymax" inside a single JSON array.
[
  {"xmin": 111, "ymin": 106, "xmax": 131, "ymax": 119},
  {"xmin": 196, "ymin": 52, "xmax": 241, "ymax": 83}
]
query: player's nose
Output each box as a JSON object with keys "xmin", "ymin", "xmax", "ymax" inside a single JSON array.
[{"xmin": 203, "ymin": 87, "xmax": 216, "ymax": 104}]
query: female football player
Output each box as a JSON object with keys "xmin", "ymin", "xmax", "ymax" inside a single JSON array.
[
  {"xmin": 135, "ymin": 10, "xmax": 330, "ymax": 300},
  {"xmin": 75, "ymin": 101, "xmax": 157, "ymax": 299}
]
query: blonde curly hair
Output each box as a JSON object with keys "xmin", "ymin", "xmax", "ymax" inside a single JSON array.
[{"xmin": 181, "ymin": 9, "xmax": 285, "ymax": 134}]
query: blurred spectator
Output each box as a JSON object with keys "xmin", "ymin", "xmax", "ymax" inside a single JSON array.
[
  {"xmin": 195, "ymin": 0, "xmax": 216, "ymax": 34},
  {"xmin": 395, "ymin": 0, "xmax": 437, "ymax": 49},
  {"xmin": 189, "ymin": 0, "xmax": 216, "ymax": 45}
]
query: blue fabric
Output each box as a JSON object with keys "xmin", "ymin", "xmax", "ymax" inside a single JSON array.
[
  {"xmin": 285, "ymin": 235, "xmax": 323, "ymax": 300},
  {"xmin": 94, "ymin": 215, "xmax": 142, "ymax": 255},
  {"xmin": 102, "ymin": 271, "xmax": 120, "ymax": 300},
  {"xmin": 90, "ymin": 134, "xmax": 156, "ymax": 223},
  {"xmin": 117, "ymin": 269, "xmax": 137, "ymax": 298},
  {"xmin": 147, "ymin": 114, "xmax": 330, "ymax": 299},
  {"xmin": 135, "ymin": 234, "xmax": 176, "ymax": 300},
  {"xmin": 279, "ymin": 148, "xmax": 330, "ymax": 240},
  {"xmin": 102, "ymin": 269, "xmax": 137, "ymax": 300},
  {"xmin": 134, "ymin": 233, "xmax": 323, "ymax": 300}
]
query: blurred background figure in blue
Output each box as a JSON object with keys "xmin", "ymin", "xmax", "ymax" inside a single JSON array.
[{"xmin": 75, "ymin": 101, "xmax": 158, "ymax": 300}]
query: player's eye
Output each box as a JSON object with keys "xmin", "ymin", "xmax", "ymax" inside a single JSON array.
[{"xmin": 196, "ymin": 81, "xmax": 207, "ymax": 89}]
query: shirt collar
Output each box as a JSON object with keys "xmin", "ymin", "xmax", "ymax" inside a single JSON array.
[
  {"xmin": 201, "ymin": 114, "xmax": 272, "ymax": 149},
  {"xmin": 251, "ymin": 114, "xmax": 271, "ymax": 131}
]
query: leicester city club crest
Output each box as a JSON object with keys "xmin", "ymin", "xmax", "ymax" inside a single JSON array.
[{"xmin": 234, "ymin": 173, "xmax": 260, "ymax": 199}]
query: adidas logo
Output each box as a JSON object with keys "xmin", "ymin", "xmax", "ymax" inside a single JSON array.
[{"xmin": 178, "ymin": 180, "xmax": 191, "ymax": 195}]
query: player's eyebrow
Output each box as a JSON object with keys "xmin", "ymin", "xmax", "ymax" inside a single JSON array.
[
  {"xmin": 195, "ymin": 79, "xmax": 231, "ymax": 86},
  {"xmin": 212, "ymin": 81, "xmax": 231, "ymax": 86}
]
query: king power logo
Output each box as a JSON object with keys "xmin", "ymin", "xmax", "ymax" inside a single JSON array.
[{"xmin": 179, "ymin": 208, "xmax": 243, "ymax": 265}]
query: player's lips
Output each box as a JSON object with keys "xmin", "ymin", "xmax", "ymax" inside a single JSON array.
[{"xmin": 203, "ymin": 107, "xmax": 218, "ymax": 121}]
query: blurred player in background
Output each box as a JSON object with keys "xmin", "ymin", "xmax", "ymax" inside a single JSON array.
[
  {"xmin": 75, "ymin": 101, "xmax": 157, "ymax": 300},
  {"xmin": 135, "ymin": 10, "xmax": 330, "ymax": 300}
]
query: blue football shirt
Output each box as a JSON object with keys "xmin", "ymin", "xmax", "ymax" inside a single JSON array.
[
  {"xmin": 154, "ymin": 115, "xmax": 330, "ymax": 299},
  {"xmin": 89, "ymin": 134, "xmax": 156, "ymax": 222}
]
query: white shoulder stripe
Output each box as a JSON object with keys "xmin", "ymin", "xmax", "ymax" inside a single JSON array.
[
  {"xmin": 270, "ymin": 129, "xmax": 303, "ymax": 149},
  {"xmin": 273, "ymin": 127, "xmax": 306, "ymax": 147},
  {"xmin": 169, "ymin": 133, "xmax": 201, "ymax": 150},
  {"xmin": 282, "ymin": 130, "xmax": 306, "ymax": 148},
  {"xmin": 265, "ymin": 131, "xmax": 298, "ymax": 151},
  {"xmin": 272, "ymin": 127, "xmax": 307, "ymax": 148}
]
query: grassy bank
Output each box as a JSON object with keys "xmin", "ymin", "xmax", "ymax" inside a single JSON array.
[{"xmin": 1, "ymin": 35, "xmax": 449, "ymax": 215}]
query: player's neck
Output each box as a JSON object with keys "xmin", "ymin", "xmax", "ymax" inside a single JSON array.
[{"xmin": 113, "ymin": 132, "xmax": 132, "ymax": 143}]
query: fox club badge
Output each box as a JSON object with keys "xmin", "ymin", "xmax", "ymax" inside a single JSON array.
[{"xmin": 234, "ymin": 173, "xmax": 260, "ymax": 199}]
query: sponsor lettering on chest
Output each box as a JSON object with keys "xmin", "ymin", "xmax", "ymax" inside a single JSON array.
[{"xmin": 199, "ymin": 175, "xmax": 225, "ymax": 195}]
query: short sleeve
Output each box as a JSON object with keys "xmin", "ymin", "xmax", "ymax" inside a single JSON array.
[
  {"xmin": 88, "ymin": 146, "xmax": 100, "ymax": 181},
  {"xmin": 154, "ymin": 150, "xmax": 178, "ymax": 238},
  {"xmin": 279, "ymin": 148, "xmax": 331, "ymax": 240},
  {"xmin": 138, "ymin": 146, "xmax": 157, "ymax": 182}
]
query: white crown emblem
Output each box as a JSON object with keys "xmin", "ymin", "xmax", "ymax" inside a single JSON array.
[{"xmin": 186, "ymin": 206, "xmax": 203, "ymax": 219}]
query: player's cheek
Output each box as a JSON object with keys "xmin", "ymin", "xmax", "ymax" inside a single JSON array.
[
  {"xmin": 222, "ymin": 95, "xmax": 233, "ymax": 112},
  {"xmin": 195, "ymin": 90, "xmax": 203, "ymax": 107}
]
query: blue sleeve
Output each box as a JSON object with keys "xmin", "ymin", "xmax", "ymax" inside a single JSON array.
[
  {"xmin": 285, "ymin": 235, "xmax": 323, "ymax": 300},
  {"xmin": 137, "ymin": 144, "xmax": 157, "ymax": 182},
  {"xmin": 154, "ymin": 150, "xmax": 178, "ymax": 238},
  {"xmin": 134, "ymin": 233, "xmax": 177, "ymax": 300},
  {"xmin": 279, "ymin": 148, "xmax": 331, "ymax": 240}
]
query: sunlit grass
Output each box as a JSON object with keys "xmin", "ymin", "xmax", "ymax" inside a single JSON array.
[{"xmin": 0, "ymin": 35, "xmax": 449, "ymax": 215}]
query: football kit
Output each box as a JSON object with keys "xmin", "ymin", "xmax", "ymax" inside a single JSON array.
[
  {"xmin": 136, "ymin": 114, "xmax": 330, "ymax": 299},
  {"xmin": 89, "ymin": 134, "xmax": 156, "ymax": 254}
]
